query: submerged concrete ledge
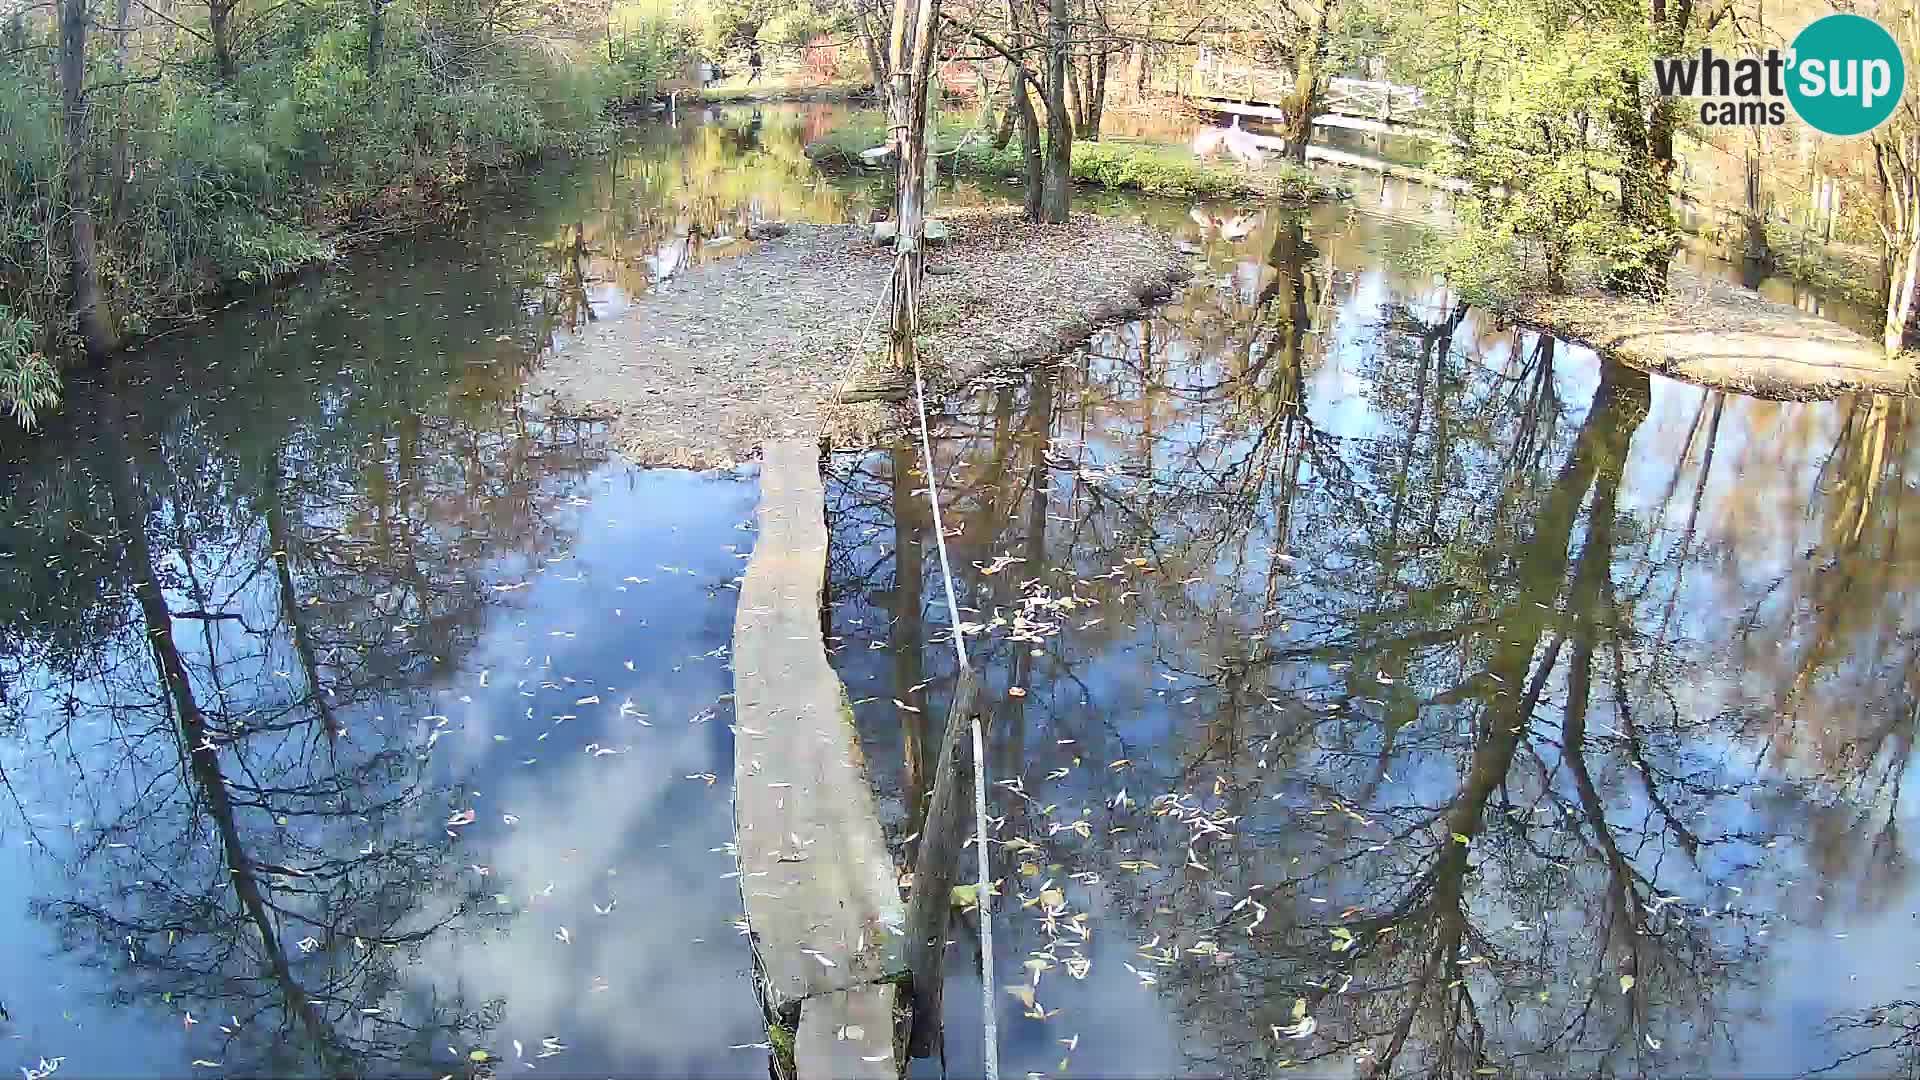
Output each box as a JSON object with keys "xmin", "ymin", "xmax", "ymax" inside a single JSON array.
[
  {"xmin": 531, "ymin": 208, "xmax": 1191, "ymax": 468},
  {"xmin": 732, "ymin": 440, "xmax": 906, "ymax": 1078},
  {"xmin": 1512, "ymin": 267, "xmax": 1918, "ymax": 401}
]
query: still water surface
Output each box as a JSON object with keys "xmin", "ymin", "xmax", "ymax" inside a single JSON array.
[{"xmin": 0, "ymin": 105, "xmax": 1914, "ymax": 1079}]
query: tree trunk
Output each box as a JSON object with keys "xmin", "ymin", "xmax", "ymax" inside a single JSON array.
[
  {"xmin": 885, "ymin": 0, "xmax": 940, "ymax": 370},
  {"xmin": 1015, "ymin": 61, "xmax": 1042, "ymax": 219},
  {"xmin": 367, "ymin": 0, "xmax": 386, "ymax": 74},
  {"xmin": 1075, "ymin": 52, "xmax": 1090, "ymax": 133},
  {"xmin": 60, "ymin": 0, "xmax": 120, "ymax": 359},
  {"xmin": 1039, "ymin": 0, "xmax": 1072, "ymax": 222},
  {"xmin": 1280, "ymin": 1, "xmax": 1335, "ymax": 164},
  {"xmin": 902, "ymin": 666, "xmax": 983, "ymax": 1058},
  {"xmin": 991, "ymin": 94, "xmax": 1016, "ymax": 149},
  {"xmin": 1881, "ymin": 139, "xmax": 1920, "ymax": 353},
  {"xmin": 1088, "ymin": 48, "xmax": 1107, "ymax": 137},
  {"xmin": 1606, "ymin": 79, "xmax": 1677, "ymax": 296},
  {"xmin": 104, "ymin": 0, "xmax": 131, "ymax": 216},
  {"xmin": 1740, "ymin": 148, "xmax": 1770, "ymax": 267},
  {"xmin": 854, "ymin": 0, "xmax": 891, "ymax": 92},
  {"xmin": 209, "ymin": 0, "xmax": 234, "ymax": 82}
]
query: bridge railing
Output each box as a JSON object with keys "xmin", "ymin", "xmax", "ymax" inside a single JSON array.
[{"xmin": 1172, "ymin": 47, "xmax": 1438, "ymax": 129}]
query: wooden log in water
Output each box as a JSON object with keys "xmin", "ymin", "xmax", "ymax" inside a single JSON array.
[{"xmin": 902, "ymin": 663, "xmax": 983, "ymax": 1059}]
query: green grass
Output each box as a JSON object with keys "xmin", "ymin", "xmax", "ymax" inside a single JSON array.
[{"xmin": 805, "ymin": 119, "xmax": 1329, "ymax": 202}]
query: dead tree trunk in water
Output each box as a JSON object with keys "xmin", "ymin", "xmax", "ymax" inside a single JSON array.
[
  {"xmin": 903, "ymin": 665, "xmax": 983, "ymax": 1058},
  {"xmin": 59, "ymin": 0, "xmax": 120, "ymax": 358}
]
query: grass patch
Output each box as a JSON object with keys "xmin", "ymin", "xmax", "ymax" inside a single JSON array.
[
  {"xmin": 805, "ymin": 118, "xmax": 1332, "ymax": 202},
  {"xmin": 767, "ymin": 1018, "xmax": 797, "ymax": 1078}
]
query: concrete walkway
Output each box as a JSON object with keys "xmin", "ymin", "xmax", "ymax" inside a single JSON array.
[{"xmin": 732, "ymin": 440, "xmax": 906, "ymax": 1078}]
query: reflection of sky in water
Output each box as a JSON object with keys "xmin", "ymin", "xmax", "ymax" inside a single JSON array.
[
  {"xmin": 407, "ymin": 466, "xmax": 767, "ymax": 1078},
  {"xmin": 0, "ymin": 465, "xmax": 770, "ymax": 1079},
  {"xmin": 833, "ymin": 202, "xmax": 1920, "ymax": 1079}
]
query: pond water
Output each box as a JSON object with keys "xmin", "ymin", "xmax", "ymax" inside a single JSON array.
[{"xmin": 0, "ymin": 103, "xmax": 1914, "ymax": 1080}]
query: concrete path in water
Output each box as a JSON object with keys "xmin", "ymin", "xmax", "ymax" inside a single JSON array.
[{"xmin": 732, "ymin": 440, "xmax": 907, "ymax": 1078}]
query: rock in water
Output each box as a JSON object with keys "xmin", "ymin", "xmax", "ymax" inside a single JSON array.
[{"xmin": 749, "ymin": 222, "xmax": 790, "ymax": 240}]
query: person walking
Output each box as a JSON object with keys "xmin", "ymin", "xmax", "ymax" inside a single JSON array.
[{"xmin": 747, "ymin": 45, "xmax": 763, "ymax": 83}]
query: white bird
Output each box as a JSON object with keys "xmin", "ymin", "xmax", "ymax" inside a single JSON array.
[
  {"xmin": 1187, "ymin": 207, "xmax": 1263, "ymax": 242},
  {"xmin": 1218, "ymin": 211, "xmax": 1261, "ymax": 240},
  {"xmin": 1193, "ymin": 115, "xmax": 1267, "ymax": 167},
  {"xmin": 1222, "ymin": 116, "xmax": 1265, "ymax": 167},
  {"xmin": 644, "ymin": 234, "xmax": 690, "ymax": 281},
  {"xmin": 1192, "ymin": 123, "xmax": 1229, "ymax": 159}
]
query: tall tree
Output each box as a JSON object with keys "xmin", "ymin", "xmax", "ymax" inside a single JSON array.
[
  {"xmin": 883, "ymin": 0, "xmax": 943, "ymax": 369},
  {"xmin": 1276, "ymin": 0, "xmax": 1336, "ymax": 163},
  {"xmin": 1040, "ymin": 0, "xmax": 1072, "ymax": 219},
  {"xmin": 1874, "ymin": 0, "xmax": 1920, "ymax": 353},
  {"xmin": 58, "ymin": 0, "xmax": 120, "ymax": 357},
  {"xmin": 208, "ymin": 0, "xmax": 237, "ymax": 81}
]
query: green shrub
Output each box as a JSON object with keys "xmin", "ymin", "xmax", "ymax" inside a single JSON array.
[
  {"xmin": 0, "ymin": 0, "xmax": 628, "ymax": 427},
  {"xmin": 0, "ymin": 307, "xmax": 58, "ymax": 430}
]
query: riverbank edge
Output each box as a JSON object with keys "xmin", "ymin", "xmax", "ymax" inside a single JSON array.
[
  {"xmin": 529, "ymin": 209, "xmax": 1192, "ymax": 468},
  {"xmin": 696, "ymin": 82, "xmax": 877, "ymax": 104},
  {"xmin": 101, "ymin": 141, "xmax": 615, "ymax": 358},
  {"xmin": 804, "ymin": 132, "xmax": 1340, "ymax": 203},
  {"xmin": 1502, "ymin": 267, "xmax": 1918, "ymax": 401}
]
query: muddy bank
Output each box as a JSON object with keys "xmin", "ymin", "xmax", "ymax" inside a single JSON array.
[
  {"xmin": 531, "ymin": 207, "xmax": 1189, "ymax": 468},
  {"xmin": 1512, "ymin": 267, "xmax": 1917, "ymax": 400}
]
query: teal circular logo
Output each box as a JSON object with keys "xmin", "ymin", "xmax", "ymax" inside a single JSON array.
[{"xmin": 1787, "ymin": 14, "xmax": 1905, "ymax": 136}]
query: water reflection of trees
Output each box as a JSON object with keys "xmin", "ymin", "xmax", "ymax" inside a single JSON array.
[
  {"xmin": 1, "ymin": 224, "xmax": 610, "ymax": 1074},
  {"xmin": 827, "ymin": 207, "xmax": 1920, "ymax": 1078}
]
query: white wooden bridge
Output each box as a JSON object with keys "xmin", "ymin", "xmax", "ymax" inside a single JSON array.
[{"xmin": 1169, "ymin": 47, "xmax": 1448, "ymax": 142}]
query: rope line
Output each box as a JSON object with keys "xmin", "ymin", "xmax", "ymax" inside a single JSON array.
[{"xmin": 910, "ymin": 336, "xmax": 998, "ymax": 1080}]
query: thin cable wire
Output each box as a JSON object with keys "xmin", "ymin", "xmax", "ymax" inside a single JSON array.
[{"xmin": 910, "ymin": 339, "xmax": 997, "ymax": 1080}]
